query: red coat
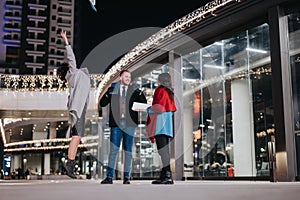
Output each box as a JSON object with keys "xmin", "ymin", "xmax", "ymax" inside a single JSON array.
[{"xmin": 146, "ymin": 86, "xmax": 176, "ymax": 143}]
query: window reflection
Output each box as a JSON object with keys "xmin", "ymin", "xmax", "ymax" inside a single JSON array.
[{"xmin": 182, "ymin": 23, "xmax": 273, "ymax": 177}]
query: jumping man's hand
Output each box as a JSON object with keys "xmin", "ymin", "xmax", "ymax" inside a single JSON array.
[{"xmin": 60, "ymin": 30, "xmax": 69, "ymax": 45}]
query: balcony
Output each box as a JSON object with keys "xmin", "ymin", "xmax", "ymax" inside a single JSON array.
[
  {"xmin": 4, "ymin": 13, "xmax": 22, "ymax": 21},
  {"xmin": 57, "ymin": 7, "xmax": 72, "ymax": 16},
  {"xmin": 5, "ymin": 0, "xmax": 22, "ymax": 10},
  {"xmin": 58, "ymin": 0, "xmax": 72, "ymax": 6},
  {"xmin": 27, "ymin": 26, "xmax": 46, "ymax": 32},
  {"xmin": 4, "ymin": 34, "xmax": 21, "ymax": 44},
  {"xmin": 28, "ymin": 3, "xmax": 48, "ymax": 9},
  {"xmin": 24, "ymin": 62, "xmax": 45, "ymax": 68},
  {"xmin": 4, "ymin": 24, "xmax": 21, "ymax": 32},
  {"xmin": 3, "ymin": 39, "xmax": 21, "ymax": 46},
  {"xmin": 28, "ymin": 15, "xmax": 47, "ymax": 21},
  {"xmin": 26, "ymin": 38, "xmax": 46, "ymax": 45},
  {"xmin": 25, "ymin": 50, "xmax": 46, "ymax": 56},
  {"xmin": 48, "ymin": 54, "xmax": 64, "ymax": 59}
]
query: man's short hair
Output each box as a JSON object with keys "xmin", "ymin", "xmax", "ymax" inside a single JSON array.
[{"xmin": 120, "ymin": 69, "xmax": 130, "ymax": 76}]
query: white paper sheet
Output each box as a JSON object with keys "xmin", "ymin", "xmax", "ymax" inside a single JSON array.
[{"xmin": 132, "ymin": 102, "xmax": 151, "ymax": 112}]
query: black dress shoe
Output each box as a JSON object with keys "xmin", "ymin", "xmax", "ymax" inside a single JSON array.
[
  {"xmin": 123, "ymin": 177, "xmax": 130, "ymax": 184},
  {"xmin": 101, "ymin": 177, "xmax": 113, "ymax": 184}
]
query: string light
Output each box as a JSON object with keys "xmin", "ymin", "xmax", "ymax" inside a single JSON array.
[
  {"xmin": 3, "ymin": 136, "xmax": 99, "ymax": 152},
  {"xmin": 197, "ymin": 66, "xmax": 271, "ymax": 91},
  {"xmin": 4, "ymin": 142, "xmax": 98, "ymax": 152},
  {"xmin": 4, "ymin": 135, "xmax": 98, "ymax": 147},
  {"xmin": 96, "ymin": 0, "xmax": 242, "ymax": 97},
  {"xmin": 0, "ymin": 74, "xmax": 104, "ymax": 92}
]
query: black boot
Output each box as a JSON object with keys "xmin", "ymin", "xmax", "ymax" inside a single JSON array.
[
  {"xmin": 160, "ymin": 171, "xmax": 174, "ymax": 184},
  {"xmin": 152, "ymin": 170, "xmax": 174, "ymax": 184},
  {"xmin": 64, "ymin": 159, "xmax": 77, "ymax": 179},
  {"xmin": 152, "ymin": 170, "xmax": 165, "ymax": 184}
]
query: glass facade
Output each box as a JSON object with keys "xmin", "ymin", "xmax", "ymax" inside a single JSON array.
[
  {"xmin": 99, "ymin": 23, "xmax": 276, "ymax": 179},
  {"xmin": 181, "ymin": 24, "xmax": 273, "ymax": 178}
]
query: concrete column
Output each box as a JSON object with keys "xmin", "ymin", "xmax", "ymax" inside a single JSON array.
[
  {"xmin": 183, "ymin": 89, "xmax": 194, "ymax": 177},
  {"xmin": 231, "ymin": 79, "xmax": 256, "ymax": 176},
  {"xmin": 49, "ymin": 122, "xmax": 57, "ymax": 139},
  {"xmin": 268, "ymin": 6, "xmax": 296, "ymax": 182},
  {"xmin": 169, "ymin": 51, "xmax": 184, "ymax": 180},
  {"xmin": 44, "ymin": 153, "xmax": 50, "ymax": 175},
  {"xmin": 13, "ymin": 155, "xmax": 22, "ymax": 171}
]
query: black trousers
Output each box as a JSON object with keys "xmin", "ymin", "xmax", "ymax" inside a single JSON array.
[{"xmin": 155, "ymin": 134, "xmax": 171, "ymax": 172}]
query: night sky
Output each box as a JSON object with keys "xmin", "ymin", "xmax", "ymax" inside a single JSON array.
[{"xmin": 75, "ymin": 0, "xmax": 211, "ymax": 68}]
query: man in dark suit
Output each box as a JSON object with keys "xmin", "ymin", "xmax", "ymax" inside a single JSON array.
[{"xmin": 99, "ymin": 69, "xmax": 147, "ymax": 184}]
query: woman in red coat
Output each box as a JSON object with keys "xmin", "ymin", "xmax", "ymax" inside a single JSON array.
[{"xmin": 146, "ymin": 73, "xmax": 176, "ymax": 184}]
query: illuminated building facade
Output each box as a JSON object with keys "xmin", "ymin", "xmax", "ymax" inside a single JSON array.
[{"xmin": 0, "ymin": 0, "xmax": 74, "ymax": 75}]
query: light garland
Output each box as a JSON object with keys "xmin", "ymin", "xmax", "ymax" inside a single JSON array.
[
  {"xmin": 4, "ymin": 135, "xmax": 98, "ymax": 147},
  {"xmin": 183, "ymin": 65, "xmax": 271, "ymax": 96},
  {"xmin": 3, "ymin": 136, "xmax": 99, "ymax": 152},
  {"xmin": 4, "ymin": 142, "xmax": 98, "ymax": 152},
  {"xmin": 0, "ymin": 74, "xmax": 104, "ymax": 92},
  {"xmin": 96, "ymin": 0, "xmax": 242, "ymax": 98}
]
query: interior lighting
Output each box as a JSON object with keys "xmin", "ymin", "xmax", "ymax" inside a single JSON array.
[
  {"xmin": 203, "ymin": 64, "xmax": 226, "ymax": 69},
  {"xmin": 246, "ymin": 47, "xmax": 267, "ymax": 54},
  {"xmin": 214, "ymin": 42, "xmax": 223, "ymax": 46}
]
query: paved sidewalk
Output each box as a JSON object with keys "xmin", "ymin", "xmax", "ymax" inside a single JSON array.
[{"xmin": 1, "ymin": 179, "xmax": 300, "ymax": 200}]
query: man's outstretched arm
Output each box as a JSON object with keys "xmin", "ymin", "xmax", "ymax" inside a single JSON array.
[{"xmin": 60, "ymin": 30, "xmax": 76, "ymax": 69}]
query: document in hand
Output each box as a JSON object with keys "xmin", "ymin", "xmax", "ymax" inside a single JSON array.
[{"xmin": 132, "ymin": 102, "xmax": 151, "ymax": 112}]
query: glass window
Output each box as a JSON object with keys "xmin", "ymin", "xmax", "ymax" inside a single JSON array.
[
  {"xmin": 182, "ymin": 23, "xmax": 272, "ymax": 178},
  {"xmin": 131, "ymin": 65, "xmax": 170, "ymax": 178}
]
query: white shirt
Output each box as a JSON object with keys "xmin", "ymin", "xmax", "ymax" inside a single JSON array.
[{"xmin": 120, "ymin": 85, "xmax": 128, "ymax": 97}]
